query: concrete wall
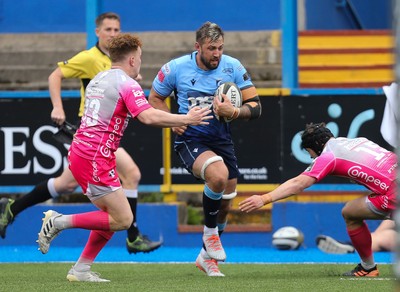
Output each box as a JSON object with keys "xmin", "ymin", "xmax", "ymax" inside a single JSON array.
[
  {"xmin": 0, "ymin": 31, "xmax": 282, "ymax": 90},
  {"xmin": 0, "ymin": 0, "xmax": 391, "ymax": 33}
]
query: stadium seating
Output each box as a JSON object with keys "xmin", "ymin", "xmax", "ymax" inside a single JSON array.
[
  {"xmin": 298, "ymin": 30, "xmax": 395, "ymax": 88},
  {"xmin": 2, "ymin": 30, "xmax": 392, "ymax": 90},
  {"xmin": 0, "ymin": 31, "xmax": 282, "ymax": 90}
]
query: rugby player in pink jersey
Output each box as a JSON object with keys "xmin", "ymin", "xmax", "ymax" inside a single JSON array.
[
  {"xmin": 239, "ymin": 122, "xmax": 397, "ymax": 277},
  {"xmin": 36, "ymin": 33, "xmax": 212, "ymax": 282}
]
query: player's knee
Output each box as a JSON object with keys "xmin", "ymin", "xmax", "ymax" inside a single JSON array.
[
  {"xmin": 207, "ymin": 175, "xmax": 228, "ymax": 193},
  {"xmin": 130, "ymin": 166, "xmax": 141, "ymax": 183},
  {"xmin": 341, "ymin": 204, "xmax": 350, "ymax": 220},
  {"xmin": 203, "ymin": 165, "xmax": 228, "ymax": 191},
  {"xmin": 341, "ymin": 203, "xmax": 358, "ymax": 223},
  {"xmin": 120, "ymin": 213, "xmax": 134, "ymax": 230}
]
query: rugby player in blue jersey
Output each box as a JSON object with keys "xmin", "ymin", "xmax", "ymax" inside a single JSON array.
[{"xmin": 148, "ymin": 21, "xmax": 262, "ymax": 276}]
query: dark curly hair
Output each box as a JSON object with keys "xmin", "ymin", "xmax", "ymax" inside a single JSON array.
[{"xmin": 300, "ymin": 122, "xmax": 333, "ymax": 155}]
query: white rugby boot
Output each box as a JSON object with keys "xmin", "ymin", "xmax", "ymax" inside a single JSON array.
[
  {"xmin": 195, "ymin": 253, "xmax": 225, "ymax": 277},
  {"xmin": 37, "ymin": 210, "xmax": 62, "ymax": 254}
]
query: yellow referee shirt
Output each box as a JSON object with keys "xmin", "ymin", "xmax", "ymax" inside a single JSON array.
[{"xmin": 58, "ymin": 44, "xmax": 110, "ymax": 117}]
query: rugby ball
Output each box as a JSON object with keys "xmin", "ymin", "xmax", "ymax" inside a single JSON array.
[
  {"xmin": 272, "ymin": 226, "xmax": 304, "ymax": 250},
  {"xmin": 215, "ymin": 82, "xmax": 242, "ymax": 122}
]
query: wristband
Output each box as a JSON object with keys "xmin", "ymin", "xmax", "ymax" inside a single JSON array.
[
  {"xmin": 230, "ymin": 107, "xmax": 240, "ymax": 120},
  {"xmin": 233, "ymin": 107, "xmax": 241, "ymax": 119},
  {"xmin": 229, "ymin": 107, "xmax": 236, "ymax": 119}
]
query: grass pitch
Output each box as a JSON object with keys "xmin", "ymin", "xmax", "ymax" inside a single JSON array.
[{"xmin": 0, "ymin": 263, "xmax": 395, "ymax": 291}]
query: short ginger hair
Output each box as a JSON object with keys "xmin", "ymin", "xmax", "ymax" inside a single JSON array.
[{"xmin": 109, "ymin": 34, "xmax": 142, "ymax": 63}]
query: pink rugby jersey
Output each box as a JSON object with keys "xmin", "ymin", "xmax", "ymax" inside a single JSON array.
[
  {"xmin": 71, "ymin": 68, "xmax": 152, "ymax": 160},
  {"xmin": 302, "ymin": 137, "xmax": 397, "ymax": 195}
]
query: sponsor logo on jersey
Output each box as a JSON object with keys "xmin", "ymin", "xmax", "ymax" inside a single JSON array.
[
  {"xmin": 187, "ymin": 95, "xmax": 213, "ymax": 110},
  {"xmin": 164, "ymin": 63, "xmax": 170, "ymax": 74},
  {"xmin": 132, "ymin": 89, "xmax": 144, "ymax": 98},
  {"xmin": 86, "ymin": 87, "xmax": 105, "ymax": 98},
  {"xmin": 381, "ymin": 195, "xmax": 389, "ymax": 210},
  {"xmin": 347, "ymin": 166, "xmax": 389, "ymax": 191},
  {"xmin": 388, "ymin": 163, "xmax": 397, "ymax": 174},
  {"xmin": 99, "ymin": 117, "xmax": 123, "ymax": 158},
  {"xmin": 135, "ymin": 98, "xmax": 148, "ymax": 107},
  {"xmin": 92, "ymin": 161, "xmax": 100, "ymax": 182}
]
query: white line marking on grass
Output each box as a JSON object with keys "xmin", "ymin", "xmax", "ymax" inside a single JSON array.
[{"xmin": 340, "ymin": 277, "xmax": 396, "ymax": 281}]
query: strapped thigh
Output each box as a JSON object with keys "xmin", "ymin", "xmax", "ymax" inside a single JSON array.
[{"xmin": 200, "ymin": 156, "xmax": 223, "ymax": 180}]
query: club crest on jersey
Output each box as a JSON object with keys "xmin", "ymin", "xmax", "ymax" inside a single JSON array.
[{"xmin": 222, "ymin": 68, "xmax": 233, "ymax": 74}]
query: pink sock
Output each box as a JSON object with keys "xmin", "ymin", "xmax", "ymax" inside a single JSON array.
[
  {"xmin": 79, "ymin": 230, "xmax": 115, "ymax": 262},
  {"xmin": 71, "ymin": 211, "xmax": 110, "ymax": 230},
  {"xmin": 347, "ymin": 222, "xmax": 373, "ymax": 262}
]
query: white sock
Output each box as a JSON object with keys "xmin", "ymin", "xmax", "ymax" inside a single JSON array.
[
  {"xmin": 47, "ymin": 178, "xmax": 60, "ymax": 199},
  {"xmin": 124, "ymin": 189, "xmax": 138, "ymax": 198},
  {"xmin": 73, "ymin": 262, "xmax": 92, "ymax": 272},
  {"xmin": 361, "ymin": 260, "xmax": 376, "ymax": 270},
  {"xmin": 54, "ymin": 215, "xmax": 73, "ymax": 230},
  {"xmin": 203, "ymin": 226, "xmax": 218, "ymax": 235}
]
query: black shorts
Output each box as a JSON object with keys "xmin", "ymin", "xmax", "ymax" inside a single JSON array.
[{"xmin": 174, "ymin": 138, "xmax": 240, "ymax": 180}]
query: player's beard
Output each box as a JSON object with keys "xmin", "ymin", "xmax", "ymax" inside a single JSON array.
[{"xmin": 200, "ymin": 54, "xmax": 220, "ymax": 70}]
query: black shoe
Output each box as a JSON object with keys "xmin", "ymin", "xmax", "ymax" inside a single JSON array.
[
  {"xmin": 316, "ymin": 235, "xmax": 355, "ymax": 254},
  {"xmin": 342, "ymin": 263, "xmax": 379, "ymax": 277},
  {"xmin": 126, "ymin": 234, "xmax": 162, "ymax": 254},
  {"xmin": 0, "ymin": 197, "xmax": 15, "ymax": 239}
]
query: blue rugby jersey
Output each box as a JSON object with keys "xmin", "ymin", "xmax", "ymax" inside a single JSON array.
[{"xmin": 152, "ymin": 51, "xmax": 254, "ymax": 142}]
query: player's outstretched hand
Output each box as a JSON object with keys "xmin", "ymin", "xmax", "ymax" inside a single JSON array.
[
  {"xmin": 238, "ymin": 195, "xmax": 265, "ymax": 213},
  {"xmin": 186, "ymin": 106, "xmax": 213, "ymax": 126}
]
